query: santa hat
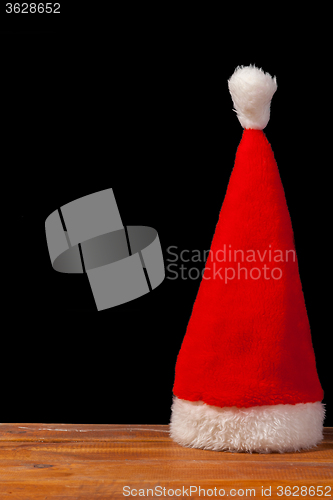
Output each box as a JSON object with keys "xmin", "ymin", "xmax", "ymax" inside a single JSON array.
[{"xmin": 170, "ymin": 65, "xmax": 324, "ymax": 453}]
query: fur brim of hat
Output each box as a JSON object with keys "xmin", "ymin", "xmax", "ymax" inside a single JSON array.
[{"xmin": 170, "ymin": 397, "xmax": 325, "ymax": 453}]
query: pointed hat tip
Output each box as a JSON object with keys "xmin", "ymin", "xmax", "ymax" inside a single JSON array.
[{"xmin": 228, "ymin": 65, "xmax": 277, "ymax": 130}]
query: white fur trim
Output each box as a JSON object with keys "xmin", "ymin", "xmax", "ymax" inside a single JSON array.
[
  {"xmin": 170, "ymin": 397, "xmax": 325, "ymax": 453},
  {"xmin": 228, "ymin": 65, "xmax": 277, "ymax": 130}
]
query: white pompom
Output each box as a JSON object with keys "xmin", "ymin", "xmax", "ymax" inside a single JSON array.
[{"xmin": 228, "ymin": 65, "xmax": 277, "ymax": 130}]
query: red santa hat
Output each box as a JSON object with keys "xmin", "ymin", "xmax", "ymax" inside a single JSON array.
[{"xmin": 170, "ymin": 65, "xmax": 324, "ymax": 453}]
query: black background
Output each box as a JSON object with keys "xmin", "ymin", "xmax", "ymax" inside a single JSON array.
[{"xmin": 2, "ymin": 6, "xmax": 332, "ymax": 426}]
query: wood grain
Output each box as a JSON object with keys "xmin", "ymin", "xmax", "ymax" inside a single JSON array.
[{"xmin": 0, "ymin": 424, "xmax": 332, "ymax": 499}]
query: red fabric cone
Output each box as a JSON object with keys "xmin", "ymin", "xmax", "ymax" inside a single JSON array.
[{"xmin": 173, "ymin": 129, "xmax": 323, "ymax": 408}]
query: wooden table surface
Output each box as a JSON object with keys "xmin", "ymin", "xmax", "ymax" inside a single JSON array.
[{"xmin": 0, "ymin": 424, "xmax": 332, "ymax": 499}]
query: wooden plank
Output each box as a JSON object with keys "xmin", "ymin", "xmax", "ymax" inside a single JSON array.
[
  {"xmin": 0, "ymin": 440, "xmax": 332, "ymax": 462},
  {"xmin": 1, "ymin": 423, "xmax": 331, "ymax": 443},
  {"xmin": 0, "ymin": 424, "xmax": 332, "ymax": 499}
]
